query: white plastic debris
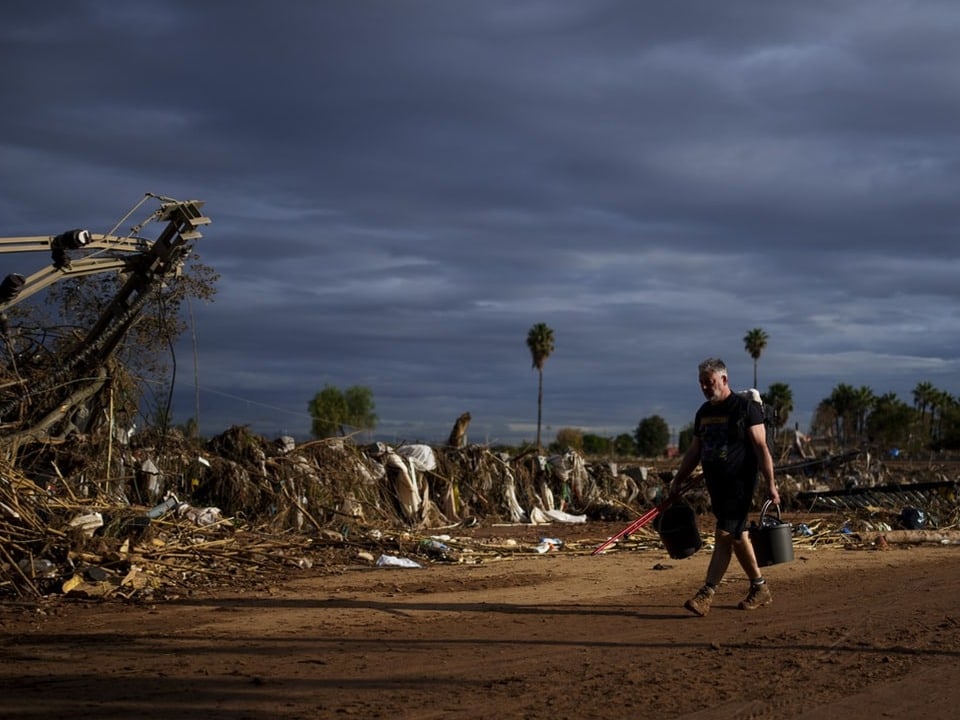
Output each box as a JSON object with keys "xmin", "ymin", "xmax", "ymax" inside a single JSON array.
[
  {"xmin": 529, "ymin": 507, "xmax": 586, "ymax": 524},
  {"xmin": 375, "ymin": 554, "xmax": 422, "ymax": 568},
  {"xmin": 68, "ymin": 512, "xmax": 104, "ymax": 537},
  {"xmin": 532, "ymin": 537, "xmax": 563, "ymax": 554},
  {"xmin": 178, "ymin": 505, "xmax": 223, "ymax": 526},
  {"xmin": 544, "ymin": 509, "xmax": 587, "ymax": 523},
  {"xmin": 529, "ymin": 507, "xmax": 552, "ymax": 524},
  {"xmin": 395, "ymin": 444, "xmax": 437, "ymax": 472}
]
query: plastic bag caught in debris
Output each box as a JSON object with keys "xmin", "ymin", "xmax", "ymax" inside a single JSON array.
[
  {"xmin": 375, "ymin": 554, "xmax": 422, "ymax": 568},
  {"xmin": 395, "ymin": 444, "xmax": 437, "ymax": 472},
  {"xmin": 177, "ymin": 504, "xmax": 224, "ymax": 526},
  {"xmin": 528, "ymin": 507, "xmax": 587, "ymax": 524},
  {"xmin": 69, "ymin": 512, "xmax": 104, "ymax": 537},
  {"xmin": 18, "ymin": 558, "xmax": 56, "ymax": 578},
  {"xmin": 544, "ymin": 509, "xmax": 586, "ymax": 523}
]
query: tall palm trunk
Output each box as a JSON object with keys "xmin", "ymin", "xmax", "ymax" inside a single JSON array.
[
  {"xmin": 536, "ymin": 368, "xmax": 544, "ymax": 451},
  {"xmin": 526, "ymin": 322, "xmax": 555, "ymax": 453}
]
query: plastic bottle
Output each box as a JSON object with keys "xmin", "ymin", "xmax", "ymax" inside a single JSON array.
[
  {"xmin": 146, "ymin": 495, "xmax": 180, "ymax": 518},
  {"xmin": 420, "ymin": 539, "xmax": 460, "ymax": 561}
]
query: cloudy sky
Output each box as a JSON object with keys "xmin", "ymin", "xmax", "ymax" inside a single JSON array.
[{"xmin": 2, "ymin": 1, "xmax": 959, "ymax": 446}]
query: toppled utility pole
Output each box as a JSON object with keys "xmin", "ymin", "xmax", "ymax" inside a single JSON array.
[{"xmin": 0, "ymin": 195, "xmax": 210, "ymax": 446}]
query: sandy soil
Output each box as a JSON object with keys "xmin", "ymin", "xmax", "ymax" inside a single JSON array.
[{"xmin": 2, "ymin": 521, "xmax": 960, "ymax": 720}]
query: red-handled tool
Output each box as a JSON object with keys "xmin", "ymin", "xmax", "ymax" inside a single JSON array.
[{"xmin": 591, "ymin": 474, "xmax": 701, "ymax": 555}]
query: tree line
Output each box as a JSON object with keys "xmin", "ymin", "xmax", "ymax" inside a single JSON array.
[
  {"xmin": 810, "ymin": 381, "xmax": 960, "ymax": 454},
  {"xmin": 306, "ymin": 323, "xmax": 960, "ymax": 458}
]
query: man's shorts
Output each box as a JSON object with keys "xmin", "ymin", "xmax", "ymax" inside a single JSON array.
[{"xmin": 706, "ymin": 473, "xmax": 759, "ymax": 536}]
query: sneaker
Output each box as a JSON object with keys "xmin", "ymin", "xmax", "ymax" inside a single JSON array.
[
  {"xmin": 684, "ymin": 586, "xmax": 715, "ymax": 616},
  {"xmin": 738, "ymin": 582, "xmax": 772, "ymax": 610}
]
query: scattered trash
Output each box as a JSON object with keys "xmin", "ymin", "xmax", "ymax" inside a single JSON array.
[
  {"xmin": 420, "ymin": 538, "xmax": 460, "ymax": 562},
  {"xmin": 528, "ymin": 507, "xmax": 552, "ymax": 523},
  {"xmin": 176, "ymin": 504, "xmax": 224, "ymax": 526},
  {"xmin": 532, "ymin": 537, "xmax": 563, "ymax": 554},
  {"xmin": 421, "ymin": 539, "xmax": 448, "ymax": 553},
  {"xmin": 18, "ymin": 558, "xmax": 56, "ymax": 579},
  {"xmin": 529, "ymin": 507, "xmax": 588, "ymax": 524},
  {"xmin": 543, "ymin": 509, "xmax": 587, "ymax": 523},
  {"xmin": 85, "ymin": 567, "xmax": 111, "ymax": 582},
  {"xmin": 69, "ymin": 512, "xmax": 104, "ymax": 537},
  {"xmin": 146, "ymin": 494, "xmax": 181, "ymax": 519},
  {"xmin": 375, "ymin": 554, "xmax": 422, "ymax": 568},
  {"xmin": 899, "ymin": 507, "xmax": 925, "ymax": 530}
]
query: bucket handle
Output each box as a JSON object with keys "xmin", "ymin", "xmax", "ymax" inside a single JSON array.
[{"xmin": 759, "ymin": 499, "xmax": 782, "ymax": 526}]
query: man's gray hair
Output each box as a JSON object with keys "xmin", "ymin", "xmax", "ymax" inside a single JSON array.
[{"xmin": 698, "ymin": 357, "xmax": 727, "ymax": 376}]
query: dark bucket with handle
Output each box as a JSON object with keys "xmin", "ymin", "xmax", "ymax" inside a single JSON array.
[
  {"xmin": 654, "ymin": 502, "xmax": 702, "ymax": 559},
  {"xmin": 749, "ymin": 500, "xmax": 794, "ymax": 566}
]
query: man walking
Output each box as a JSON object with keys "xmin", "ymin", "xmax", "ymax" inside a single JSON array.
[{"xmin": 669, "ymin": 358, "xmax": 780, "ymax": 616}]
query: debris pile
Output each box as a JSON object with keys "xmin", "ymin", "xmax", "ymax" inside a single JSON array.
[
  {"xmin": 0, "ymin": 428, "xmax": 653, "ymax": 599},
  {"xmin": 2, "ymin": 423, "xmax": 959, "ymax": 600}
]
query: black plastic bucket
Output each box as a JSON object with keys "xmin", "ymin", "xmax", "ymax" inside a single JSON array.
[
  {"xmin": 749, "ymin": 501, "xmax": 794, "ymax": 567},
  {"xmin": 655, "ymin": 502, "xmax": 702, "ymax": 559}
]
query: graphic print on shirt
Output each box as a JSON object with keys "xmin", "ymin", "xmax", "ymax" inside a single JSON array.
[{"xmin": 699, "ymin": 414, "xmax": 731, "ymax": 464}]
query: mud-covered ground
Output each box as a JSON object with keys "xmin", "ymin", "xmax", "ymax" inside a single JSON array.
[{"xmin": 2, "ymin": 512, "xmax": 960, "ymax": 720}]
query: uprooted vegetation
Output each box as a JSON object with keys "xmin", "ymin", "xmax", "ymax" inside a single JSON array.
[
  {"xmin": 0, "ymin": 426, "xmax": 653, "ymax": 599},
  {"xmin": 3, "ymin": 421, "xmax": 960, "ymax": 601}
]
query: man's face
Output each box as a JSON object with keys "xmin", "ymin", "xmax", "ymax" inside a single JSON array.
[{"xmin": 699, "ymin": 370, "xmax": 726, "ymax": 403}]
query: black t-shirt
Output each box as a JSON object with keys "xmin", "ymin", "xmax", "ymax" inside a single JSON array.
[{"xmin": 694, "ymin": 392, "xmax": 764, "ymax": 485}]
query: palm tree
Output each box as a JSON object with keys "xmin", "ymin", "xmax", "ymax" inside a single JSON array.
[
  {"xmin": 930, "ymin": 389, "xmax": 956, "ymax": 447},
  {"xmin": 810, "ymin": 399, "xmax": 836, "ymax": 443},
  {"xmin": 912, "ymin": 381, "xmax": 935, "ymax": 435},
  {"xmin": 526, "ymin": 322, "xmax": 555, "ymax": 452},
  {"xmin": 827, "ymin": 383, "xmax": 858, "ymax": 449},
  {"xmin": 743, "ymin": 327, "xmax": 769, "ymax": 389},
  {"xmin": 762, "ymin": 382, "xmax": 794, "ymax": 445}
]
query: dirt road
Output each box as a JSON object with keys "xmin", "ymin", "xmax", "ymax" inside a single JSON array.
[{"xmin": 3, "ymin": 529, "xmax": 960, "ymax": 719}]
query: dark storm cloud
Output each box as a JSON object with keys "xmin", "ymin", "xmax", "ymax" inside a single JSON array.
[{"xmin": 2, "ymin": 0, "xmax": 960, "ymax": 444}]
